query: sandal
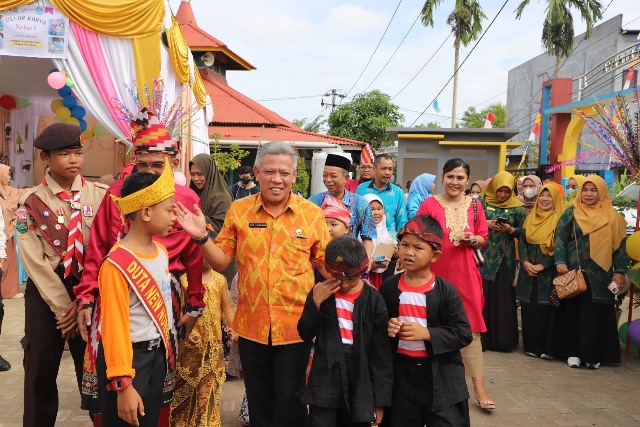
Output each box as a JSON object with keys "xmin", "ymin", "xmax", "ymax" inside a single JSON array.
[{"xmin": 473, "ymin": 391, "xmax": 496, "ymax": 412}]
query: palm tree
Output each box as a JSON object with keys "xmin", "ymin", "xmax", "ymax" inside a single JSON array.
[
  {"xmin": 515, "ymin": 0, "xmax": 603, "ymax": 77},
  {"xmin": 421, "ymin": 0, "xmax": 487, "ymax": 128}
]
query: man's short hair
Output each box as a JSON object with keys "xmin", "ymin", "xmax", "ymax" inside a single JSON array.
[
  {"xmin": 121, "ymin": 172, "xmax": 160, "ymax": 220},
  {"xmin": 325, "ymin": 236, "xmax": 368, "ymax": 269},
  {"xmin": 239, "ymin": 165, "xmax": 253, "ymax": 176},
  {"xmin": 373, "ymin": 153, "xmax": 393, "ymax": 166},
  {"xmin": 255, "ymin": 141, "xmax": 298, "ymax": 171}
]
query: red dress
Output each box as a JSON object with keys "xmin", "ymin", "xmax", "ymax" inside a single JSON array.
[{"xmin": 417, "ymin": 196, "xmax": 488, "ymax": 333}]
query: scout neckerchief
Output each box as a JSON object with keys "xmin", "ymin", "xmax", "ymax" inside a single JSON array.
[
  {"xmin": 43, "ymin": 175, "xmax": 85, "ymax": 278},
  {"xmin": 106, "ymin": 245, "xmax": 176, "ymax": 371}
]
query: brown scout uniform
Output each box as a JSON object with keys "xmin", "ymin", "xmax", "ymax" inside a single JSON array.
[{"xmin": 17, "ymin": 123, "xmax": 108, "ymax": 427}]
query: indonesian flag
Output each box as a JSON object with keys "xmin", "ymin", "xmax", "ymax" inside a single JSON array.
[
  {"xmin": 484, "ymin": 112, "xmax": 495, "ymax": 128},
  {"xmin": 624, "ymin": 33, "xmax": 640, "ymax": 90},
  {"xmin": 532, "ymin": 112, "xmax": 542, "ymax": 136}
]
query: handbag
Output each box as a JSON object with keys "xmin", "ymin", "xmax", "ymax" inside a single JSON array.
[
  {"xmin": 552, "ymin": 220, "xmax": 587, "ymax": 299},
  {"xmin": 471, "ymin": 198, "xmax": 485, "ymax": 267}
]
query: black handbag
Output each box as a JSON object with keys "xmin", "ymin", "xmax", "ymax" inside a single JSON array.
[{"xmin": 472, "ymin": 199, "xmax": 485, "ymax": 267}]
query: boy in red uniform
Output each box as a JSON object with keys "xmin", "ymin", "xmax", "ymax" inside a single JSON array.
[
  {"xmin": 298, "ymin": 236, "xmax": 392, "ymax": 427},
  {"xmin": 380, "ymin": 215, "xmax": 472, "ymax": 427},
  {"xmin": 97, "ymin": 161, "xmax": 176, "ymax": 426}
]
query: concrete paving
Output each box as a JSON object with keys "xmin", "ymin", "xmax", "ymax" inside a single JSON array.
[{"xmin": 2, "ymin": 295, "xmax": 640, "ymax": 426}]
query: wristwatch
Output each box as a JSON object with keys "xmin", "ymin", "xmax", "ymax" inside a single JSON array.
[{"xmin": 106, "ymin": 376, "xmax": 133, "ymax": 392}]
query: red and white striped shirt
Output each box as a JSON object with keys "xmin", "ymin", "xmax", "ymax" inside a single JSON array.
[
  {"xmin": 397, "ymin": 274, "xmax": 436, "ymax": 358},
  {"xmin": 335, "ymin": 288, "xmax": 363, "ymax": 345}
]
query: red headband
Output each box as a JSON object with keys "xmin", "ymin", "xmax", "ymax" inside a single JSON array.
[
  {"xmin": 397, "ymin": 219, "xmax": 442, "ymax": 251},
  {"xmin": 325, "ymin": 256, "xmax": 369, "ymax": 278},
  {"xmin": 321, "ymin": 194, "xmax": 351, "ymax": 225}
]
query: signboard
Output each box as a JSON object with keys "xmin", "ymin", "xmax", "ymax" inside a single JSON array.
[{"xmin": 0, "ymin": 5, "xmax": 69, "ymax": 59}]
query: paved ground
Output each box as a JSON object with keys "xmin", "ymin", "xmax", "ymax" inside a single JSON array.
[{"xmin": 2, "ymin": 294, "xmax": 640, "ymax": 426}]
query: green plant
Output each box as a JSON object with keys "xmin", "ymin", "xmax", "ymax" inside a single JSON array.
[
  {"xmin": 209, "ymin": 132, "xmax": 250, "ymax": 178},
  {"xmin": 292, "ymin": 156, "xmax": 310, "ymax": 197}
]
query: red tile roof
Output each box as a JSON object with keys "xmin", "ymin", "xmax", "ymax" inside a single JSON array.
[
  {"xmin": 175, "ymin": 1, "xmax": 255, "ymax": 71},
  {"xmin": 201, "ymin": 71, "xmax": 363, "ymax": 147}
]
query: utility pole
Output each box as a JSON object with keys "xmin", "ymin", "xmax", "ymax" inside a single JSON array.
[{"xmin": 320, "ymin": 89, "xmax": 346, "ymax": 111}]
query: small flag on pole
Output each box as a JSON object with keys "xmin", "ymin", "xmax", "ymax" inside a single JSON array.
[
  {"xmin": 433, "ymin": 99, "xmax": 441, "ymax": 113},
  {"xmin": 532, "ymin": 112, "xmax": 541, "ymax": 135},
  {"xmin": 518, "ymin": 144, "xmax": 530, "ymax": 169},
  {"xmin": 484, "ymin": 112, "xmax": 495, "ymax": 128}
]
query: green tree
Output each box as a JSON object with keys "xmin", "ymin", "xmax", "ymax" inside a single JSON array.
[
  {"xmin": 292, "ymin": 155, "xmax": 310, "ymax": 197},
  {"xmin": 515, "ymin": 0, "xmax": 603, "ymax": 77},
  {"xmin": 421, "ymin": 0, "xmax": 487, "ymax": 128},
  {"xmin": 293, "ymin": 116, "xmax": 326, "ymax": 133},
  {"xmin": 459, "ymin": 103, "xmax": 506, "ymax": 128},
  {"xmin": 209, "ymin": 132, "xmax": 250, "ymax": 179},
  {"xmin": 327, "ymin": 90, "xmax": 404, "ymax": 150},
  {"xmin": 414, "ymin": 121, "xmax": 443, "ymax": 128}
]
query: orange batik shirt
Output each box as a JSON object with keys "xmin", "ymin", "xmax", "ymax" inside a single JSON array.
[{"xmin": 216, "ymin": 193, "xmax": 330, "ymax": 345}]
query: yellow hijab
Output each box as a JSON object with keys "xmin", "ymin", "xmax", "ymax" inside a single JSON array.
[
  {"xmin": 572, "ymin": 174, "xmax": 627, "ymax": 271},
  {"xmin": 481, "ymin": 171, "xmax": 523, "ymax": 209},
  {"xmin": 523, "ymin": 184, "xmax": 565, "ymax": 255},
  {"xmin": 568, "ymin": 175, "xmax": 586, "ymax": 188}
]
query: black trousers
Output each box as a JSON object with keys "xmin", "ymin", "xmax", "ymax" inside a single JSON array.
[
  {"xmin": 238, "ymin": 336, "xmax": 311, "ymax": 427},
  {"xmin": 0, "ymin": 271, "xmax": 4, "ymax": 334},
  {"xmin": 97, "ymin": 342, "xmax": 166, "ymax": 427},
  {"xmin": 309, "ymin": 406, "xmax": 371, "ymax": 427},
  {"xmin": 389, "ymin": 357, "xmax": 470, "ymax": 427},
  {"xmin": 22, "ymin": 277, "xmax": 87, "ymax": 427}
]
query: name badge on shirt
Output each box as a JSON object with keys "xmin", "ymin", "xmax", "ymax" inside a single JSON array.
[
  {"xmin": 83, "ymin": 205, "xmax": 93, "ymax": 217},
  {"xmin": 249, "ymin": 222, "xmax": 267, "ymax": 228}
]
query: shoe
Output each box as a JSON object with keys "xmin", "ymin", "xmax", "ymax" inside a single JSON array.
[
  {"xmin": 473, "ymin": 391, "xmax": 496, "ymax": 412},
  {"xmin": 8, "ymin": 292, "xmax": 23, "ymax": 299},
  {"xmin": 585, "ymin": 362, "xmax": 600, "ymax": 369},
  {"xmin": 525, "ymin": 351, "xmax": 539, "ymax": 357},
  {"xmin": 541, "ymin": 354, "xmax": 554, "ymax": 360},
  {"xmin": 567, "ymin": 357, "xmax": 581, "ymax": 368},
  {"xmin": 0, "ymin": 355, "xmax": 11, "ymax": 371}
]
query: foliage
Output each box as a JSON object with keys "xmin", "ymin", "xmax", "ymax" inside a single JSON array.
[
  {"xmin": 515, "ymin": 0, "xmax": 603, "ymax": 76},
  {"xmin": 459, "ymin": 103, "xmax": 506, "ymax": 128},
  {"xmin": 414, "ymin": 121, "xmax": 443, "ymax": 128},
  {"xmin": 292, "ymin": 155, "xmax": 310, "ymax": 197},
  {"xmin": 327, "ymin": 90, "xmax": 404, "ymax": 150},
  {"xmin": 293, "ymin": 116, "xmax": 326, "ymax": 134},
  {"xmin": 612, "ymin": 170, "xmax": 635, "ymax": 211},
  {"xmin": 209, "ymin": 132, "xmax": 250, "ymax": 178}
]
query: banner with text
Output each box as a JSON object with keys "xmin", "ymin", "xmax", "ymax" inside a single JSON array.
[{"xmin": 0, "ymin": 5, "xmax": 69, "ymax": 59}]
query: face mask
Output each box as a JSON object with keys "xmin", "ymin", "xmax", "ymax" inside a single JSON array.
[
  {"xmin": 241, "ymin": 177, "xmax": 252, "ymax": 185},
  {"xmin": 523, "ymin": 188, "xmax": 537, "ymax": 199},
  {"xmin": 471, "ymin": 194, "xmax": 480, "ymax": 199}
]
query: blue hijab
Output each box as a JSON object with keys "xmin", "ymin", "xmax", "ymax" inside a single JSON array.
[{"xmin": 407, "ymin": 173, "xmax": 436, "ymax": 219}]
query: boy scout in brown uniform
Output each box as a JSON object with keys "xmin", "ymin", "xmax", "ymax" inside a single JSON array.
[{"xmin": 17, "ymin": 123, "xmax": 108, "ymax": 427}]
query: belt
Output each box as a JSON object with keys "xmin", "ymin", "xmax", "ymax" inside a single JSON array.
[{"xmin": 132, "ymin": 337, "xmax": 162, "ymax": 351}]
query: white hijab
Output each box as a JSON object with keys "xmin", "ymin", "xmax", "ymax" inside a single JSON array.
[{"xmin": 363, "ymin": 193, "xmax": 391, "ymax": 244}]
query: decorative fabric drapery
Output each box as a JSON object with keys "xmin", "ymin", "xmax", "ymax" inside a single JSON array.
[
  {"xmin": 0, "ymin": 0, "xmax": 32, "ymax": 9},
  {"xmin": 166, "ymin": 16, "xmax": 190, "ymax": 84}
]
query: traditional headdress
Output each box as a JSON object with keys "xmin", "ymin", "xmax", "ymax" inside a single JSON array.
[
  {"xmin": 321, "ymin": 194, "xmax": 351, "ymax": 226},
  {"xmin": 397, "ymin": 216, "xmax": 443, "ymax": 250},
  {"xmin": 130, "ymin": 108, "xmax": 177, "ymax": 154},
  {"xmin": 325, "ymin": 153, "xmax": 352, "ymax": 171},
  {"xmin": 112, "ymin": 159, "xmax": 175, "ymax": 215},
  {"xmin": 325, "ymin": 255, "xmax": 369, "ymax": 278},
  {"xmin": 360, "ymin": 144, "xmax": 376, "ymax": 165}
]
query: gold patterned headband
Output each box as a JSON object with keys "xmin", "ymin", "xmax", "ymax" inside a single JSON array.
[{"xmin": 111, "ymin": 159, "xmax": 175, "ymax": 215}]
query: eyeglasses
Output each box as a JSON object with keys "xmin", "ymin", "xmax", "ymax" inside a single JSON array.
[{"xmin": 566, "ymin": 184, "xmax": 579, "ymax": 190}]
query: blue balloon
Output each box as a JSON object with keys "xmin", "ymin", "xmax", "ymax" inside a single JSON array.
[
  {"xmin": 58, "ymin": 86, "xmax": 72, "ymax": 97},
  {"xmin": 71, "ymin": 105, "xmax": 86, "ymax": 119},
  {"xmin": 78, "ymin": 118, "xmax": 87, "ymax": 132},
  {"xmin": 62, "ymin": 96, "xmax": 77, "ymax": 109}
]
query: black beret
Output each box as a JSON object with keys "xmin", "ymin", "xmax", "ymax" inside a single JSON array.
[
  {"xmin": 325, "ymin": 154, "xmax": 352, "ymax": 171},
  {"xmin": 34, "ymin": 123, "xmax": 83, "ymax": 151}
]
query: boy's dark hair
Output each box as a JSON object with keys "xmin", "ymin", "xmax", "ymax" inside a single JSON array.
[
  {"xmin": 121, "ymin": 172, "xmax": 160, "ymax": 220},
  {"xmin": 239, "ymin": 165, "xmax": 253, "ymax": 175},
  {"xmin": 325, "ymin": 236, "xmax": 368, "ymax": 269},
  {"xmin": 401, "ymin": 214, "xmax": 443, "ymax": 245}
]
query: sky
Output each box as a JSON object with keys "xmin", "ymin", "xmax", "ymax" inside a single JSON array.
[{"xmin": 169, "ymin": 0, "xmax": 638, "ymax": 134}]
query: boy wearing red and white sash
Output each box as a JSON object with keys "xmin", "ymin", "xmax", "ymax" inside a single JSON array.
[
  {"xmin": 298, "ymin": 236, "xmax": 392, "ymax": 427},
  {"xmin": 381, "ymin": 215, "xmax": 472, "ymax": 427},
  {"xmin": 97, "ymin": 162, "xmax": 176, "ymax": 427}
]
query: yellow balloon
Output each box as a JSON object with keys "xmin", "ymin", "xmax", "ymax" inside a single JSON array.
[
  {"xmin": 627, "ymin": 232, "xmax": 640, "ymax": 261},
  {"xmin": 55, "ymin": 106, "xmax": 72, "ymax": 121},
  {"xmin": 50, "ymin": 98, "xmax": 63, "ymax": 113},
  {"xmin": 66, "ymin": 117, "xmax": 80, "ymax": 126},
  {"xmin": 82, "ymin": 127, "xmax": 94, "ymax": 140}
]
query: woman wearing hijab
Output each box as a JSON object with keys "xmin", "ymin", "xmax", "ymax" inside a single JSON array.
[
  {"xmin": 565, "ymin": 175, "xmax": 586, "ymax": 202},
  {"xmin": 479, "ymin": 171, "xmax": 527, "ymax": 352},
  {"xmin": 554, "ymin": 175, "xmax": 629, "ymax": 369},
  {"xmin": 189, "ymin": 153, "xmax": 234, "ymax": 233},
  {"xmin": 516, "ymin": 184, "xmax": 565, "ymax": 359},
  {"xmin": 0, "ymin": 164, "xmax": 28, "ymax": 299},
  {"xmin": 469, "ymin": 180, "xmax": 488, "ymax": 198},
  {"xmin": 518, "ymin": 175, "xmax": 542, "ymax": 216},
  {"xmin": 406, "ymin": 173, "xmax": 436, "ymax": 219}
]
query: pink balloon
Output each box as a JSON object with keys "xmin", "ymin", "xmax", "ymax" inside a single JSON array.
[{"xmin": 47, "ymin": 72, "xmax": 67, "ymax": 90}]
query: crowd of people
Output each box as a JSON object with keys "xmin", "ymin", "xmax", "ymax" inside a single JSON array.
[{"xmin": 0, "ymin": 116, "xmax": 632, "ymax": 427}]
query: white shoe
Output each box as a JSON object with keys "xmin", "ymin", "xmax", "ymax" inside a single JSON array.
[
  {"xmin": 8, "ymin": 293, "xmax": 23, "ymax": 299},
  {"xmin": 541, "ymin": 354, "xmax": 554, "ymax": 360},
  {"xmin": 585, "ymin": 362, "xmax": 600, "ymax": 369},
  {"xmin": 525, "ymin": 352, "xmax": 539, "ymax": 357},
  {"xmin": 567, "ymin": 357, "xmax": 581, "ymax": 368}
]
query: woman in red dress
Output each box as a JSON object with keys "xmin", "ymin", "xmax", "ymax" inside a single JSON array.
[{"xmin": 417, "ymin": 158, "xmax": 495, "ymax": 412}]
